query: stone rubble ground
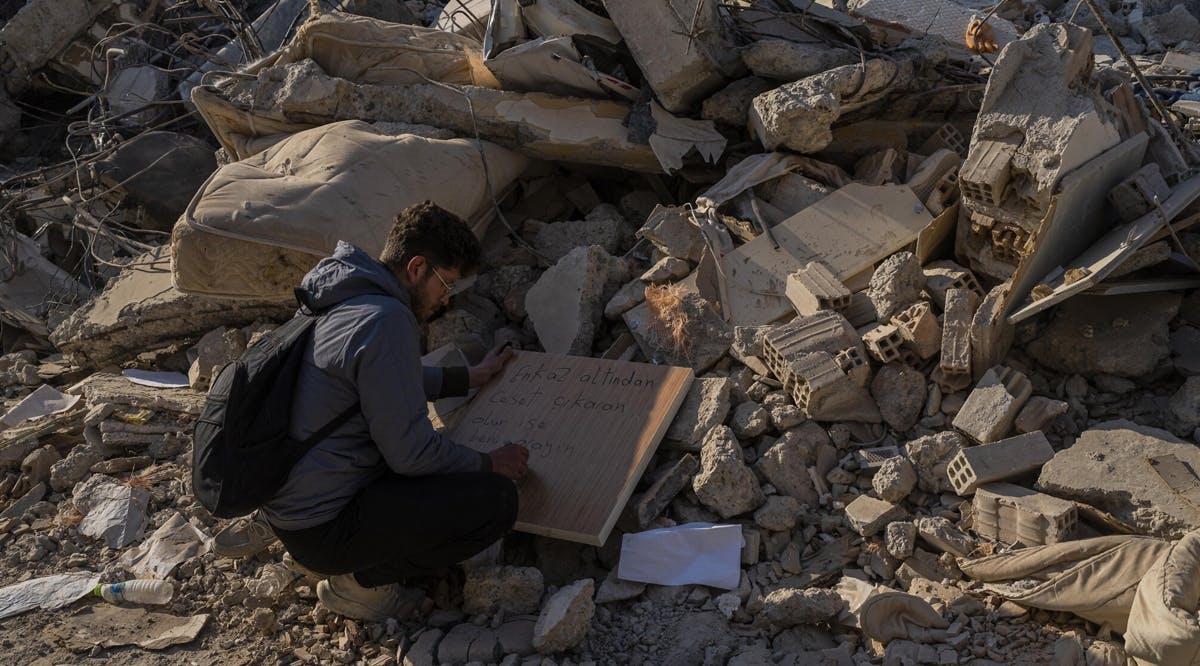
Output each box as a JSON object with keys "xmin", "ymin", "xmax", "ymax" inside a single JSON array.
[{"xmin": 0, "ymin": 0, "xmax": 1199, "ymax": 665}]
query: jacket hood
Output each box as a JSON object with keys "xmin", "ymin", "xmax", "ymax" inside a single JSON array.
[{"xmin": 297, "ymin": 241, "xmax": 410, "ymax": 310}]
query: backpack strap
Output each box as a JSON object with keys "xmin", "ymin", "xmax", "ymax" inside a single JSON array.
[{"xmin": 300, "ymin": 402, "xmax": 361, "ymax": 447}]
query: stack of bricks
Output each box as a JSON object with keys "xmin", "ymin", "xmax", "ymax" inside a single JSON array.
[{"xmin": 973, "ymin": 482, "xmax": 1077, "ymax": 546}]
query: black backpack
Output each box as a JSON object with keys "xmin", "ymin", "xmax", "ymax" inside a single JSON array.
[{"xmin": 192, "ymin": 292, "xmax": 358, "ymax": 519}]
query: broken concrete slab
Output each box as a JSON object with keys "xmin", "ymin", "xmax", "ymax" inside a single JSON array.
[
  {"xmin": 740, "ymin": 40, "xmax": 858, "ymax": 82},
  {"xmin": 701, "ymin": 77, "xmax": 776, "ymax": 127},
  {"xmin": 719, "ymin": 183, "xmax": 932, "ymax": 326},
  {"xmin": 50, "ymin": 247, "xmax": 289, "ymax": 369},
  {"xmin": 526, "ymin": 245, "xmax": 628, "ymax": 356},
  {"xmin": 532, "ymin": 578, "xmax": 594, "ymax": 655},
  {"xmin": 664, "ymin": 377, "xmax": 733, "ymax": 450},
  {"xmin": 1024, "ymin": 293, "xmax": 1179, "ymax": 378},
  {"xmin": 92, "ymin": 131, "xmax": 217, "ymax": 232},
  {"xmin": 1038, "ymin": 420, "xmax": 1200, "ymax": 538},
  {"xmin": 749, "ymin": 59, "xmax": 915, "ymax": 154},
  {"xmin": 637, "ymin": 206, "xmax": 706, "ymax": 264},
  {"xmin": 1133, "ymin": 4, "xmax": 1200, "ymax": 52},
  {"xmin": 693, "ymin": 425, "xmax": 765, "ymax": 519},
  {"xmin": 604, "ymin": 0, "xmax": 743, "ymax": 113},
  {"xmin": 755, "ymin": 423, "xmax": 833, "ymax": 507},
  {"xmin": 529, "ymin": 206, "xmax": 629, "ymax": 263}
]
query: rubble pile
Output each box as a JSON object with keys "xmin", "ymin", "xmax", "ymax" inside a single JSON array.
[{"xmin": 1, "ymin": 0, "xmax": 1200, "ymax": 664}]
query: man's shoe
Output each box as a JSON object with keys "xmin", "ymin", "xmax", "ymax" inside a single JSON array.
[
  {"xmin": 316, "ymin": 574, "xmax": 423, "ymax": 622},
  {"xmin": 213, "ymin": 512, "xmax": 278, "ymax": 558},
  {"xmin": 283, "ymin": 552, "xmax": 327, "ymax": 580}
]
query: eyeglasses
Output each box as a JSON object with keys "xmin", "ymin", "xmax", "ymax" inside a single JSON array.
[{"xmin": 430, "ymin": 265, "xmax": 456, "ymax": 295}]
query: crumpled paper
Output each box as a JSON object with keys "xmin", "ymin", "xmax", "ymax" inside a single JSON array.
[{"xmin": 120, "ymin": 512, "xmax": 211, "ymax": 579}]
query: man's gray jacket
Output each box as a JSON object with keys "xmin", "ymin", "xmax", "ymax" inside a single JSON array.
[{"xmin": 263, "ymin": 241, "xmax": 485, "ymax": 531}]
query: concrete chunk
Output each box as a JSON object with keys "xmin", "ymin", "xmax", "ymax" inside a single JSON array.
[
  {"xmin": 605, "ymin": 0, "xmax": 740, "ymax": 113},
  {"xmin": 664, "ymin": 377, "xmax": 732, "ymax": 449},
  {"xmin": 844, "ymin": 494, "xmax": 906, "ymax": 536},
  {"xmin": 527, "ymin": 245, "xmax": 628, "ymax": 356},
  {"xmin": 1014, "ymin": 396, "xmax": 1068, "ymax": 434},
  {"xmin": 952, "ymin": 365, "xmax": 1032, "ymax": 443},
  {"xmin": 1038, "ymin": 420, "xmax": 1200, "ymax": 538},
  {"xmin": 635, "ymin": 454, "xmax": 699, "ymax": 528},
  {"xmin": 867, "ymin": 252, "xmax": 925, "ymax": 321},
  {"xmin": 693, "ymin": 426, "xmax": 765, "ymax": 518},
  {"xmin": 973, "ymin": 482, "xmax": 1077, "ymax": 546},
  {"xmin": 946, "ymin": 431, "xmax": 1055, "ymax": 496},
  {"xmin": 891, "ymin": 301, "xmax": 941, "ymax": 360},
  {"xmin": 936, "ymin": 289, "xmax": 980, "ymax": 392},
  {"xmin": 740, "ymin": 39, "xmax": 857, "ymax": 81},
  {"xmin": 749, "ymin": 59, "xmax": 914, "ymax": 154},
  {"xmin": 532, "ymin": 578, "xmax": 594, "ymax": 655},
  {"xmin": 913, "ymin": 516, "xmax": 974, "ymax": 558}
]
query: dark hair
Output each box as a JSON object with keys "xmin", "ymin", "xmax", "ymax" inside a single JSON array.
[{"xmin": 380, "ymin": 201, "xmax": 482, "ymax": 276}]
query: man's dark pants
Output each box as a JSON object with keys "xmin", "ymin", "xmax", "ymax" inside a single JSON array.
[{"xmin": 273, "ymin": 471, "xmax": 518, "ymax": 587}]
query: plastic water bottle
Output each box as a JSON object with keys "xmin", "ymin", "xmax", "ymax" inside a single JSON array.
[{"xmin": 93, "ymin": 580, "xmax": 174, "ymax": 605}]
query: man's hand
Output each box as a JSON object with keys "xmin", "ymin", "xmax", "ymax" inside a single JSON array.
[
  {"xmin": 469, "ymin": 343, "xmax": 516, "ymax": 388},
  {"xmin": 489, "ymin": 443, "xmax": 529, "ymax": 481}
]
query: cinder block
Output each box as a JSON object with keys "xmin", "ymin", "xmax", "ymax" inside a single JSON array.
[
  {"xmin": 763, "ymin": 311, "xmax": 859, "ymax": 388},
  {"xmin": 923, "ymin": 260, "xmax": 983, "ymax": 308},
  {"xmin": 789, "ymin": 352, "xmax": 880, "ymax": 422},
  {"xmin": 989, "ymin": 222, "xmax": 1029, "ymax": 263},
  {"xmin": 919, "ymin": 123, "xmax": 967, "ymax": 158},
  {"xmin": 969, "ymin": 283, "xmax": 1014, "ymax": 382},
  {"xmin": 973, "ymin": 482, "xmax": 1077, "ymax": 546},
  {"xmin": 925, "ymin": 169, "xmax": 960, "ymax": 216},
  {"xmin": 845, "ymin": 494, "xmax": 906, "ymax": 537},
  {"xmin": 945, "ymin": 431, "xmax": 1054, "ymax": 495},
  {"xmin": 862, "ymin": 323, "xmax": 903, "ymax": 363},
  {"xmin": 836, "ymin": 347, "xmax": 870, "ymax": 387},
  {"xmin": 788, "ymin": 352, "xmax": 851, "ymax": 411},
  {"xmin": 936, "ymin": 288, "xmax": 979, "ymax": 392},
  {"xmin": 891, "ymin": 301, "xmax": 941, "ymax": 359},
  {"xmin": 952, "ymin": 365, "xmax": 1032, "ymax": 443},
  {"xmin": 959, "ymin": 137, "xmax": 1017, "ymax": 207},
  {"xmin": 1108, "ymin": 163, "xmax": 1170, "ymax": 222},
  {"xmin": 786, "ymin": 262, "xmax": 852, "ymax": 316}
]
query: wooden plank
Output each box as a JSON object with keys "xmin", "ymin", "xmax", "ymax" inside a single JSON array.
[
  {"xmin": 450, "ymin": 351, "xmax": 693, "ymax": 546},
  {"xmin": 719, "ymin": 183, "xmax": 932, "ymax": 326}
]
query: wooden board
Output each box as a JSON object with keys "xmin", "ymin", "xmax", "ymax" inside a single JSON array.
[
  {"xmin": 719, "ymin": 183, "xmax": 933, "ymax": 326},
  {"xmin": 450, "ymin": 351, "xmax": 694, "ymax": 546}
]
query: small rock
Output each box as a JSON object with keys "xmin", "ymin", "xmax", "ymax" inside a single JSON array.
[
  {"xmin": 753, "ymin": 495, "xmax": 801, "ymax": 531},
  {"xmin": 251, "ymin": 608, "xmax": 279, "ymax": 634},
  {"xmin": 761, "ymin": 587, "xmax": 846, "ymax": 626},
  {"xmin": 871, "ymin": 363, "xmax": 926, "ymax": 432},
  {"xmin": 729, "ymin": 402, "xmax": 770, "ymax": 439},
  {"xmin": 885, "ymin": 521, "xmax": 917, "ymax": 559},
  {"xmin": 462, "ymin": 566, "xmax": 544, "ymax": 616}
]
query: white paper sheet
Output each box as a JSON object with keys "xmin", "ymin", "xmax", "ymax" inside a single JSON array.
[
  {"xmin": 0, "ymin": 571, "xmax": 101, "ymax": 620},
  {"xmin": 0, "ymin": 384, "xmax": 80, "ymax": 427},
  {"xmin": 120, "ymin": 512, "xmax": 211, "ymax": 579},
  {"xmin": 618, "ymin": 523, "xmax": 744, "ymax": 590},
  {"xmin": 121, "ymin": 369, "xmax": 190, "ymax": 388}
]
